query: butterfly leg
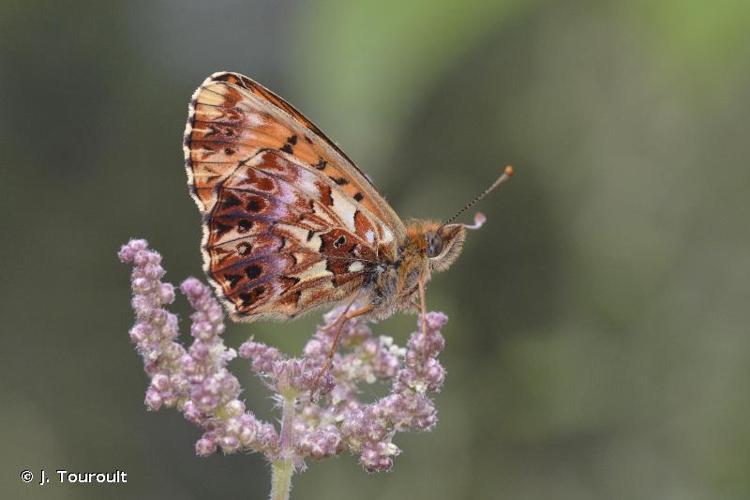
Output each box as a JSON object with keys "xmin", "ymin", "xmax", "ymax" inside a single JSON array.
[
  {"xmin": 311, "ymin": 303, "xmax": 374, "ymax": 396},
  {"xmin": 418, "ymin": 277, "xmax": 428, "ymax": 336}
]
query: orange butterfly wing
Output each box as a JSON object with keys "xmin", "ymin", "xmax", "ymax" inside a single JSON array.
[{"xmin": 183, "ymin": 72, "xmax": 404, "ymax": 321}]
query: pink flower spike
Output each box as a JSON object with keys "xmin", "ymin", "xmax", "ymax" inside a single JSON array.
[{"xmin": 120, "ymin": 239, "xmax": 449, "ymax": 479}]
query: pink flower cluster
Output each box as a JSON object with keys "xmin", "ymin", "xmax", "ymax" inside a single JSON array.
[{"xmin": 119, "ymin": 239, "xmax": 447, "ymax": 472}]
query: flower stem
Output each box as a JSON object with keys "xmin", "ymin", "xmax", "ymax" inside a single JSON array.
[
  {"xmin": 269, "ymin": 390, "xmax": 296, "ymax": 500},
  {"xmin": 270, "ymin": 458, "xmax": 293, "ymax": 500}
]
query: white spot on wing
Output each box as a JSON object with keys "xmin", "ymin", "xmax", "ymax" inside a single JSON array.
[
  {"xmin": 278, "ymin": 224, "xmax": 321, "ymax": 251},
  {"xmin": 381, "ymin": 225, "xmax": 394, "ymax": 244},
  {"xmin": 348, "ymin": 261, "xmax": 364, "ymax": 273},
  {"xmin": 365, "ymin": 230, "xmax": 375, "ymax": 244},
  {"xmin": 198, "ymin": 87, "xmax": 225, "ymax": 106},
  {"xmin": 331, "ymin": 191, "xmax": 356, "ymax": 232},
  {"xmin": 296, "ymin": 260, "xmax": 330, "ymax": 282},
  {"xmin": 297, "ymin": 170, "xmax": 320, "ymax": 197},
  {"xmin": 246, "ymin": 113, "xmax": 264, "ymax": 127}
]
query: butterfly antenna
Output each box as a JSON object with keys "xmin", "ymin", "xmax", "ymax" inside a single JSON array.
[{"xmin": 440, "ymin": 165, "xmax": 514, "ymax": 228}]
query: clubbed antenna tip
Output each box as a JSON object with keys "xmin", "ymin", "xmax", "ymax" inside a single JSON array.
[{"xmin": 441, "ymin": 165, "xmax": 516, "ymax": 227}]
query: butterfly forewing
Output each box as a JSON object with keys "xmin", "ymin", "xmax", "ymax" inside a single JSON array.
[{"xmin": 184, "ymin": 72, "xmax": 404, "ymax": 321}]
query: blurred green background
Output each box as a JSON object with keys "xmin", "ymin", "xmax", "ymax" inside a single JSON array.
[{"xmin": 2, "ymin": 1, "xmax": 750, "ymax": 499}]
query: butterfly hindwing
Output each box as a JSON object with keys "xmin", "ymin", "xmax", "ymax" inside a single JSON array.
[{"xmin": 200, "ymin": 149, "xmax": 383, "ymax": 320}]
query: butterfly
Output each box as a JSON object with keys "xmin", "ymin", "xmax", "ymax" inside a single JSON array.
[{"xmin": 183, "ymin": 71, "xmax": 513, "ymax": 329}]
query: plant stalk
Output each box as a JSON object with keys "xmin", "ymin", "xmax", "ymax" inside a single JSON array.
[
  {"xmin": 270, "ymin": 458, "xmax": 293, "ymax": 500},
  {"xmin": 269, "ymin": 390, "xmax": 296, "ymax": 500}
]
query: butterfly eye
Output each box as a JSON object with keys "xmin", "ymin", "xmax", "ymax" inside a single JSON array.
[{"xmin": 426, "ymin": 233, "xmax": 444, "ymax": 258}]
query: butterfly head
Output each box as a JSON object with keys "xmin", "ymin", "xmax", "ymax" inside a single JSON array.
[
  {"xmin": 424, "ymin": 222, "xmax": 467, "ymax": 272},
  {"xmin": 410, "ymin": 166, "xmax": 515, "ymax": 274},
  {"xmin": 405, "ymin": 220, "xmax": 466, "ymax": 273}
]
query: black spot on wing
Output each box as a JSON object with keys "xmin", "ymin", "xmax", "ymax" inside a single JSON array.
[
  {"xmin": 225, "ymin": 274, "xmax": 242, "ymax": 288},
  {"xmin": 214, "ymin": 221, "xmax": 232, "ymax": 237},
  {"xmin": 237, "ymin": 219, "xmax": 253, "ymax": 233},
  {"xmin": 222, "ymin": 194, "xmax": 242, "ymax": 208},
  {"xmin": 245, "ymin": 264, "xmax": 262, "ymax": 280},
  {"xmin": 238, "ymin": 285, "xmax": 266, "ymax": 308},
  {"xmin": 246, "ymin": 196, "xmax": 266, "ymax": 212}
]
